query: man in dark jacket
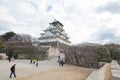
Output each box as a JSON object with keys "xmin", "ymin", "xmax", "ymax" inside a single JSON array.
[{"xmin": 9, "ymin": 64, "xmax": 16, "ymax": 78}]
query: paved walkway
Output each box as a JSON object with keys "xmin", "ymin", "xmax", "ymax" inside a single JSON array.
[{"xmin": 0, "ymin": 58, "xmax": 59, "ymax": 80}]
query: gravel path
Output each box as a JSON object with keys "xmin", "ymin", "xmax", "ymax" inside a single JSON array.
[
  {"xmin": 16, "ymin": 65, "xmax": 93, "ymax": 80},
  {"xmin": 0, "ymin": 58, "xmax": 59, "ymax": 80},
  {"xmin": 0, "ymin": 58, "xmax": 94, "ymax": 80},
  {"xmin": 104, "ymin": 64, "xmax": 111, "ymax": 80}
]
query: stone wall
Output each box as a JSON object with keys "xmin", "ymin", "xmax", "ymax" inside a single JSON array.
[
  {"xmin": 17, "ymin": 53, "xmax": 48, "ymax": 60},
  {"xmin": 0, "ymin": 53, "xmax": 8, "ymax": 59},
  {"xmin": 111, "ymin": 60, "xmax": 120, "ymax": 80},
  {"xmin": 65, "ymin": 54, "xmax": 98, "ymax": 68},
  {"xmin": 48, "ymin": 46, "xmax": 59, "ymax": 57}
]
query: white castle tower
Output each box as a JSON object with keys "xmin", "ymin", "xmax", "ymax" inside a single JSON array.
[{"xmin": 39, "ymin": 19, "xmax": 70, "ymax": 57}]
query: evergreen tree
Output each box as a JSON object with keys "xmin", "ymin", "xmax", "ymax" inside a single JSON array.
[
  {"xmin": 0, "ymin": 40, "xmax": 6, "ymax": 52},
  {"xmin": 2, "ymin": 31, "xmax": 15, "ymax": 40}
]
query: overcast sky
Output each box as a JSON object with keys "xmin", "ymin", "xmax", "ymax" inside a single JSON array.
[{"xmin": 0, "ymin": 0, "xmax": 120, "ymax": 44}]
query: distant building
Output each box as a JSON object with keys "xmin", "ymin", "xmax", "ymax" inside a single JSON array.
[{"xmin": 39, "ymin": 19, "xmax": 70, "ymax": 57}]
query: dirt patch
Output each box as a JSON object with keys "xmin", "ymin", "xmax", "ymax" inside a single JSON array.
[
  {"xmin": 105, "ymin": 63, "xmax": 111, "ymax": 80},
  {"xmin": 16, "ymin": 65, "xmax": 94, "ymax": 80}
]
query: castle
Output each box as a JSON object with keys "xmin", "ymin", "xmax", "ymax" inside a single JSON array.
[{"xmin": 39, "ymin": 19, "xmax": 70, "ymax": 57}]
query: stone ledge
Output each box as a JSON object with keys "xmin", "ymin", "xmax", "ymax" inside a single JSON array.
[
  {"xmin": 111, "ymin": 60, "xmax": 120, "ymax": 80},
  {"xmin": 86, "ymin": 64, "xmax": 107, "ymax": 80}
]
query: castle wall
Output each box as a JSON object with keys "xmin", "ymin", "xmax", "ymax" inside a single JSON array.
[
  {"xmin": 48, "ymin": 46, "xmax": 59, "ymax": 57},
  {"xmin": 0, "ymin": 53, "xmax": 8, "ymax": 59},
  {"xmin": 39, "ymin": 42, "xmax": 59, "ymax": 58}
]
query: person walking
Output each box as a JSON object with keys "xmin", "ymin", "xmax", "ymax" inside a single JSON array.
[
  {"xmin": 8, "ymin": 58, "xmax": 11, "ymax": 63},
  {"xmin": 61, "ymin": 59, "xmax": 64, "ymax": 66},
  {"xmin": 36, "ymin": 61, "xmax": 39, "ymax": 67},
  {"xmin": 58, "ymin": 56, "xmax": 61, "ymax": 66},
  {"xmin": 30, "ymin": 59, "xmax": 32, "ymax": 64},
  {"xmin": 59, "ymin": 51, "xmax": 65, "ymax": 66},
  {"xmin": 33, "ymin": 59, "xmax": 36, "ymax": 64},
  {"xmin": 9, "ymin": 64, "xmax": 16, "ymax": 78}
]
